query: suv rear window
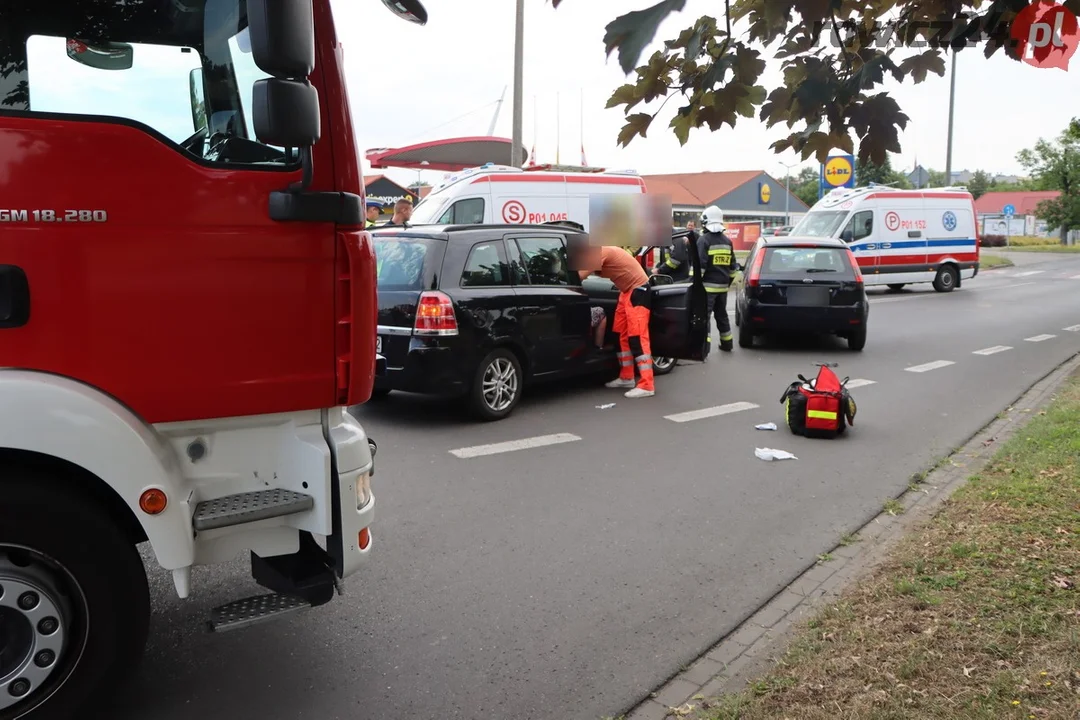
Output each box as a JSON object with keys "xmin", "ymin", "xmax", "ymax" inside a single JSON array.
[
  {"xmin": 374, "ymin": 237, "xmax": 438, "ymax": 290},
  {"xmin": 763, "ymin": 247, "xmax": 852, "ymax": 275}
]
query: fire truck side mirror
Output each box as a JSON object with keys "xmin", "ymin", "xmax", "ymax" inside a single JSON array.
[
  {"xmin": 246, "ymin": 0, "xmax": 316, "ymax": 79},
  {"xmin": 380, "ymin": 0, "xmax": 429, "ymax": 25},
  {"xmin": 65, "ymin": 39, "xmax": 133, "ymax": 71},
  {"xmin": 252, "ymin": 79, "xmax": 320, "ymax": 148}
]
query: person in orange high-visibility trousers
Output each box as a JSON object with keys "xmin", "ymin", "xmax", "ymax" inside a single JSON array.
[{"xmin": 577, "ymin": 245, "xmax": 655, "ymax": 398}]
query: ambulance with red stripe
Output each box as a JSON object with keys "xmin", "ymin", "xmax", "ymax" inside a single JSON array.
[
  {"xmin": 409, "ymin": 163, "xmax": 663, "ymax": 265},
  {"xmin": 791, "ymin": 185, "xmax": 980, "ymax": 292}
]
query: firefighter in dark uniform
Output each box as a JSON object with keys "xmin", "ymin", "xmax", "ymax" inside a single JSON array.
[
  {"xmin": 697, "ymin": 205, "xmax": 736, "ymax": 355},
  {"xmin": 651, "ymin": 230, "xmax": 691, "ymax": 282}
]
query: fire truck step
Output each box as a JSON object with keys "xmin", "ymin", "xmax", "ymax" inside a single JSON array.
[
  {"xmin": 208, "ymin": 592, "xmax": 312, "ymax": 632},
  {"xmin": 192, "ymin": 488, "xmax": 314, "ymax": 531}
]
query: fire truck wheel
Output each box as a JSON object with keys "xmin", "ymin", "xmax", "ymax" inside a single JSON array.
[
  {"xmin": 0, "ymin": 474, "xmax": 150, "ymax": 720},
  {"xmin": 469, "ymin": 348, "xmax": 522, "ymax": 421}
]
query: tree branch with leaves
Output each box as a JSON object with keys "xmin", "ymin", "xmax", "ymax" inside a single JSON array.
[{"xmin": 551, "ymin": 0, "xmax": 1080, "ymax": 165}]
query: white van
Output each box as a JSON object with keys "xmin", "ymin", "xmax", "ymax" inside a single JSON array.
[
  {"xmin": 790, "ymin": 185, "xmax": 980, "ymax": 292},
  {"xmin": 409, "ymin": 163, "xmax": 647, "ymax": 232}
]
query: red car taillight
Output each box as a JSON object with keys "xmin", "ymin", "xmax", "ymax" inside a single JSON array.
[
  {"xmin": 746, "ymin": 250, "xmax": 765, "ymax": 287},
  {"xmin": 414, "ymin": 291, "xmax": 458, "ymax": 335},
  {"xmin": 846, "ymin": 248, "xmax": 864, "ymax": 288}
]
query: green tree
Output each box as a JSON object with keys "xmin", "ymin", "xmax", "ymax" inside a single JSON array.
[
  {"xmin": 965, "ymin": 170, "xmax": 991, "ymax": 199},
  {"xmin": 855, "ymin": 154, "xmax": 911, "ymax": 188},
  {"xmin": 788, "ymin": 166, "xmax": 820, "ymax": 207},
  {"xmin": 1017, "ymin": 118, "xmax": 1080, "ymax": 243},
  {"xmin": 552, "ymin": 0, "xmax": 1080, "ymax": 165}
]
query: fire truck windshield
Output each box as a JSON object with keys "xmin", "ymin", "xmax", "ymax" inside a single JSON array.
[{"xmin": 1, "ymin": 0, "xmax": 300, "ymax": 168}]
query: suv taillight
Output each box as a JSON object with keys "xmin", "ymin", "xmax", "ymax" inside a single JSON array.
[
  {"xmin": 746, "ymin": 251, "xmax": 766, "ymax": 287},
  {"xmin": 414, "ymin": 291, "xmax": 458, "ymax": 335},
  {"xmin": 846, "ymin": 249, "xmax": 864, "ymax": 286}
]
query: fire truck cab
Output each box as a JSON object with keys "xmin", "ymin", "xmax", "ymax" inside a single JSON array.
[{"xmin": 0, "ymin": 0, "xmax": 427, "ymax": 717}]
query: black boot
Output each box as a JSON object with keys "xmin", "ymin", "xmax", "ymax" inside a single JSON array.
[{"xmin": 720, "ymin": 338, "xmax": 733, "ymax": 352}]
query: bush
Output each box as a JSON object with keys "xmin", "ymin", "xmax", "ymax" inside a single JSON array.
[
  {"xmin": 980, "ymin": 234, "xmax": 1007, "ymax": 247},
  {"xmin": 1005, "ymin": 234, "xmax": 1056, "ymax": 246}
]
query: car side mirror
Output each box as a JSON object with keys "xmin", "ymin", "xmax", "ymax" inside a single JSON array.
[{"xmin": 840, "ymin": 229, "xmax": 853, "ymax": 243}]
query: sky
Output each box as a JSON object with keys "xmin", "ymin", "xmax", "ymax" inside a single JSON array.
[
  {"xmin": 333, "ymin": 0, "xmax": 1080, "ymax": 188},
  {"xmin": 14, "ymin": 0, "xmax": 1078, "ymax": 190}
]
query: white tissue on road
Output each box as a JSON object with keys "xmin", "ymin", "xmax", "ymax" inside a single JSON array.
[
  {"xmin": 596, "ymin": 403, "xmax": 616, "ymax": 409},
  {"xmin": 755, "ymin": 447, "xmax": 798, "ymax": 461},
  {"xmin": 755, "ymin": 422, "xmax": 777, "ymax": 431}
]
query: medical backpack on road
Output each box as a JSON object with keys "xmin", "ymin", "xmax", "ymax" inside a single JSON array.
[{"xmin": 780, "ymin": 364, "xmax": 857, "ymax": 439}]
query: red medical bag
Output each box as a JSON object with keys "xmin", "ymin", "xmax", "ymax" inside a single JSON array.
[{"xmin": 780, "ymin": 364, "xmax": 857, "ymax": 439}]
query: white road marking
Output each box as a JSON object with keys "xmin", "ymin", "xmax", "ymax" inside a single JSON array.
[
  {"xmin": 1068, "ymin": 273, "xmax": 1080, "ymax": 279},
  {"xmin": 665, "ymin": 401, "xmax": 760, "ymax": 423},
  {"xmin": 449, "ymin": 433, "xmax": 581, "ymax": 459},
  {"xmin": 994, "ymin": 282, "xmax": 1037, "ymax": 290},
  {"xmin": 1014, "ymin": 270, "xmax": 1045, "ymax": 276},
  {"xmin": 1065, "ymin": 324, "xmax": 1080, "ymax": 332},
  {"xmin": 972, "ymin": 345, "xmax": 1013, "ymax": 355},
  {"xmin": 905, "ymin": 360, "xmax": 956, "ymax": 373},
  {"xmin": 1025, "ymin": 334, "xmax": 1056, "ymax": 342},
  {"xmin": 845, "ymin": 378, "xmax": 877, "ymax": 388}
]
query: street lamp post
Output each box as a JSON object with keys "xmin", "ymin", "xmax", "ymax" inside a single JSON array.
[
  {"xmin": 778, "ymin": 160, "xmax": 798, "ymax": 226},
  {"xmin": 945, "ymin": 49, "xmax": 956, "ymax": 185},
  {"xmin": 510, "ymin": 0, "xmax": 525, "ymax": 168}
]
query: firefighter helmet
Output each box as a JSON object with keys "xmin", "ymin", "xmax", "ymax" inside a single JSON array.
[{"xmin": 701, "ymin": 205, "xmax": 726, "ymax": 233}]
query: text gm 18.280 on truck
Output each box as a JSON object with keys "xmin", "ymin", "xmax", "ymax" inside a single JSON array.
[{"xmin": 0, "ymin": 0, "xmax": 429, "ymax": 717}]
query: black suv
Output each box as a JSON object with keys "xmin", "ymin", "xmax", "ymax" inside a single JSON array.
[
  {"xmin": 371, "ymin": 224, "xmax": 697, "ymax": 420},
  {"xmin": 734, "ymin": 236, "xmax": 869, "ymax": 350}
]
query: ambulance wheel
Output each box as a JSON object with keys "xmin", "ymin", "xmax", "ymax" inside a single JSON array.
[
  {"xmin": 887, "ymin": 283, "xmax": 905, "ymax": 292},
  {"xmin": 933, "ymin": 264, "xmax": 958, "ymax": 293},
  {"xmin": 738, "ymin": 320, "xmax": 755, "ymax": 348},
  {"xmin": 469, "ymin": 348, "xmax": 522, "ymax": 421},
  {"xmin": 847, "ymin": 326, "xmax": 867, "ymax": 351},
  {"xmin": 0, "ymin": 471, "xmax": 150, "ymax": 720},
  {"xmin": 652, "ymin": 357, "xmax": 677, "ymax": 376}
]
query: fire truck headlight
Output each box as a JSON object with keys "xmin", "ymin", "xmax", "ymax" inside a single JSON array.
[{"xmin": 356, "ymin": 470, "xmax": 372, "ymax": 510}]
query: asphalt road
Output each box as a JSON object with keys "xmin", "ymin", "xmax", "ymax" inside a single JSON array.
[{"xmin": 105, "ymin": 254, "xmax": 1080, "ymax": 720}]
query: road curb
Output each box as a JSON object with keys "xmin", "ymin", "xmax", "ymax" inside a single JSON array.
[{"xmin": 621, "ymin": 350, "xmax": 1080, "ymax": 720}]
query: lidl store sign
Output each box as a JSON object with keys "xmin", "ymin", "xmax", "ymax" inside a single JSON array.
[{"xmin": 820, "ymin": 154, "xmax": 855, "ymax": 197}]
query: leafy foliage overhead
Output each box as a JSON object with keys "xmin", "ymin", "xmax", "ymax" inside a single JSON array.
[{"xmin": 551, "ymin": 0, "xmax": 1080, "ymax": 165}]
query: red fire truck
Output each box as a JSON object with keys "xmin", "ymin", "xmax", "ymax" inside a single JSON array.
[{"xmin": 0, "ymin": 0, "xmax": 427, "ymax": 717}]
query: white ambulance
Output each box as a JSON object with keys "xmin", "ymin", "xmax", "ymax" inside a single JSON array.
[
  {"xmin": 790, "ymin": 185, "xmax": 980, "ymax": 292},
  {"xmin": 409, "ymin": 163, "xmax": 648, "ymax": 231}
]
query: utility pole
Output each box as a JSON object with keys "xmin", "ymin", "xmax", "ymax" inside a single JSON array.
[
  {"xmin": 944, "ymin": 49, "xmax": 956, "ymax": 185},
  {"xmin": 510, "ymin": 0, "xmax": 525, "ymax": 168}
]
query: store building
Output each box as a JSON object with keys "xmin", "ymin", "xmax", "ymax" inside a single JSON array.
[
  {"xmin": 973, "ymin": 190, "xmax": 1061, "ymax": 237},
  {"xmin": 642, "ymin": 170, "xmax": 809, "ymax": 230},
  {"xmin": 363, "ymin": 174, "xmax": 421, "ymax": 217}
]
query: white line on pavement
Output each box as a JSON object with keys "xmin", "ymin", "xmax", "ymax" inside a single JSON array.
[
  {"xmin": 845, "ymin": 379, "xmax": 877, "ymax": 388},
  {"xmin": 905, "ymin": 360, "xmax": 956, "ymax": 373},
  {"xmin": 1065, "ymin": 325, "xmax": 1080, "ymax": 332},
  {"xmin": 972, "ymin": 345, "xmax": 1013, "ymax": 355},
  {"xmin": 1014, "ymin": 270, "xmax": 1045, "ymax": 276},
  {"xmin": 665, "ymin": 401, "xmax": 760, "ymax": 423},
  {"xmin": 994, "ymin": 282, "xmax": 1037, "ymax": 290},
  {"xmin": 449, "ymin": 433, "xmax": 581, "ymax": 459},
  {"xmin": 1070, "ymin": 274, "xmax": 1080, "ymax": 280},
  {"xmin": 1025, "ymin": 334, "xmax": 1056, "ymax": 342}
]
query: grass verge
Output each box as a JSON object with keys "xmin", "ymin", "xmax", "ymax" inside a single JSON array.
[
  {"xmin": 980, "ymin": 254, "xmax": 1014, "ymax": 269},
  {"xmin": 692, "ymin": 372, "xmax": 1080, "ymax": 720},
  {"xmin": 996, "ymin": 244, "xmax": 1080, "ymax": 253}
]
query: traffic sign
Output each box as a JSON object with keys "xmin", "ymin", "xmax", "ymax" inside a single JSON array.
[{"xmin": 1003, "ymin": 204, "xmax": 1016, "ymax": 217}]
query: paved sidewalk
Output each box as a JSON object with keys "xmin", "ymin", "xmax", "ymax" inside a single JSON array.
[{"xmin": 621, "ymin": 351, "xmax": 1080, "ymax": 720}]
